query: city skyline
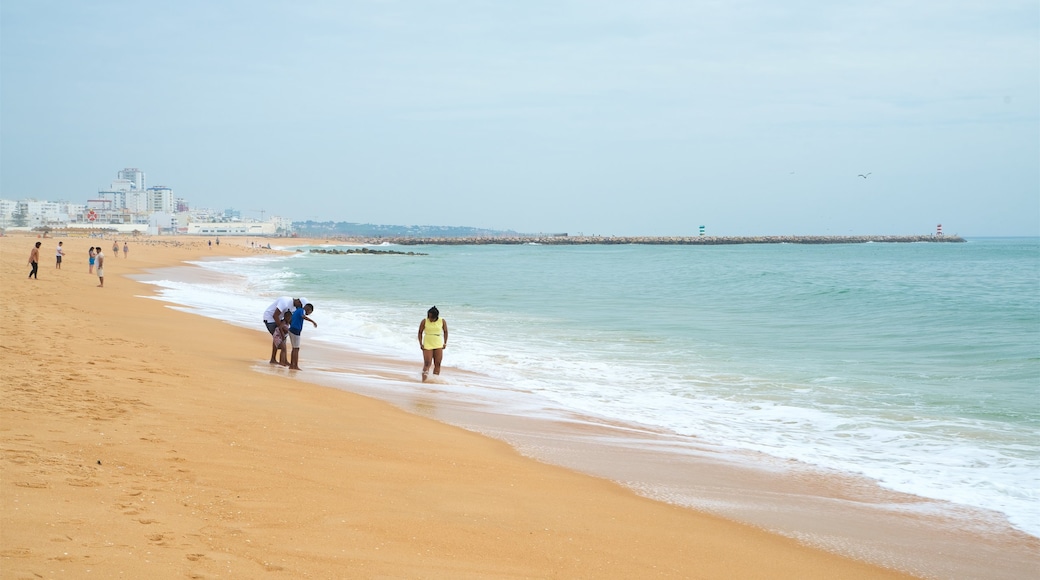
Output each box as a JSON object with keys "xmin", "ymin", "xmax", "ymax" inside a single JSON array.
[
  {"xmin": 0, "ymin": 165, "xmax": 270, "ymax": 233},
  {"xmin": 2, "ymin": 1, "xmax": 1037, "ymax": 237}
]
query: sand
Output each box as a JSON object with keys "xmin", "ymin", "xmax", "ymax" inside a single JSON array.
[{"xmin": 0, "ymin": 232, "xmax": 928, "ymax": 578}]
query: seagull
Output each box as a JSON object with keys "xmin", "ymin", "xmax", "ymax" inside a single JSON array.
[{"xmin": 858, "ymin": 173, "xmax": 872, "ymax": 179}]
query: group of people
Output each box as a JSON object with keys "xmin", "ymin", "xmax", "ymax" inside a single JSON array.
[
  {"xmin": 90, "ymin": 246, "xmax": 106, "ymax": 287},
  {"xmin": 262, "ymin": 297, "xmax": 317, "ymax": 370},
  {"xmin": 261, "ymin": 298, "xmax": 448, "ymax": 381},
  {"xmin": 28, "ymin": 240, "xmax": 66, "ymax": 278},
  {"xmin": 28, "ymin": 240, "xmax": 124, "ymax": 288}
]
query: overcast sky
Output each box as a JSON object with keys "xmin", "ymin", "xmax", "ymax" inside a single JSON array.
[{"xmin": 2, "ymin": 0, "xmax": 1037, "ymax": 236}]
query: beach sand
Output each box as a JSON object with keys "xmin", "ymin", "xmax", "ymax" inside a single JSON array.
[{"xmin": 0, "ymin": 233, "xmax": 936, "ymax": 578}]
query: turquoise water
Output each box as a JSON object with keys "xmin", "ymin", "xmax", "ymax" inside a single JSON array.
[{"xmin": 144, "ymin": 237, "xmax": 1040, "ymax": 537}]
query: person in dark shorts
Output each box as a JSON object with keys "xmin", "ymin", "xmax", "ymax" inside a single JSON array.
[{"xmin": 28, "ymin": 241, "xmax": 41, "ymax": 279}]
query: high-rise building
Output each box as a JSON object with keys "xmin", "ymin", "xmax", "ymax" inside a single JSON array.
[
  {"xmin": 97, "ymin": 189, "xmax": 127, "ymax": 210},
  {"xmin": 147, "ymin": 186, "xmax": 175, "ymax": 214},
  {"xmin": 126, "ymin": 189, "xmax": 149, "ymax": 213},
  {"xmin": 117, "ymin": 168, "xmax": 146, "ymax": 190}
]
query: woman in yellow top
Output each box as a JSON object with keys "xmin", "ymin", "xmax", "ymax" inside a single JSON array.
[{"xmin": 417, "ymin": 306, "xmax": 448, "ymax": 382}]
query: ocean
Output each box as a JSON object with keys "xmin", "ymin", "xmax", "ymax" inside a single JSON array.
[{"xmin": 139, "ymin": 237, "xmax": 1039, "ymax": 543}]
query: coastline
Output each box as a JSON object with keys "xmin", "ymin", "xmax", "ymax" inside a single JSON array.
[
  {"xmin": 0, "ymin": 233, "xmax": 1029, "ymax": 579},
  {"xmin": 142, "ymin": 247, "xmax": 1040, "ymax": 579}
]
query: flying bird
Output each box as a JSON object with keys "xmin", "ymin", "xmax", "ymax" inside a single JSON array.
[{"xmin": 858, "ymin": 173, "xmax": 872, "ymax": 179}]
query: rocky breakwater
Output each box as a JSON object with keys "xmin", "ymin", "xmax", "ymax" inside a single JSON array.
[
  {"xmin": 308, "ymin": 247, "xmax": 427, "ymax": 255},
  {"xmin": 364, "ymin": 234, "xmax": 965, "ymax": 246}
]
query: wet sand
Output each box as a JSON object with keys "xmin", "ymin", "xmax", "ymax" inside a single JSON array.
[
  {"xmin": 272, "ymin": 338, "xmax": 1040, "ymax": 580},
  {"xmin": 0, "ymin": 233, "xmax": 1030, "ymax": 579}
]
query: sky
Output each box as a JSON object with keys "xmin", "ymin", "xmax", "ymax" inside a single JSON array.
[{"xmin": 2, "ymin": 0, "xmax": 1037, "ymax": 236}]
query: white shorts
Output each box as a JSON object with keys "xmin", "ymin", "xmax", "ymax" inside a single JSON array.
[{"xmin": 290, "ymin": 333, "xmax": 301, "ymax": 348}]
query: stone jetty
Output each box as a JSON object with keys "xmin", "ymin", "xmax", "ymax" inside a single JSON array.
[
  {"xmin": 307, "ymin": 247, "xmax": 427, "ymax": 256},
  {"xmin": 347, "ymin": 234, "xmax": 965, "ymax": 246}
]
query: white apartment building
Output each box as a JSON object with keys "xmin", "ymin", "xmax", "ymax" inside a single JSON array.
[
  {"xmin": 97, "ymin": 188, "xmax": 127, "ymax": 210},
  {"xmin": 96, "ymin": 169, "xmax": 146, "ymax": 211},
  {"xmin": 147, "ymin": 186, "xmax": 175, "ymax": 214},
  {"xmin": 185, "ymin": 221, "xmax": 278, "ymax": 236},
  {"xmin": 0, "ymin": 199, "xmax": 17, "ymax": 220},
  {"xmin": 117, "ymin": 168, "xmax": 146, "ymax": 191},
  {"xmin": 126, "ymin": 189, "xmax": 149, "ymax": 213},
  {"xmin": 16, "ymin": 200, "xmax": 69, "ymax": 228}
]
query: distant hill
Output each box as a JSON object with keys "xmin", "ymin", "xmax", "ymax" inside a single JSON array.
[{"xmin": 292, "ymin": 221, "xmax": 526, "ymax": 238}]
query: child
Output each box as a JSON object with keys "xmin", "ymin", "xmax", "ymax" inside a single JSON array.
[
  {"xmin": 272, "ymin": 309, "xmax": 292, "ymax": 366},
  {"xmin": 288, "ymin": 302, "xmax": 317, "ymax": 370}
]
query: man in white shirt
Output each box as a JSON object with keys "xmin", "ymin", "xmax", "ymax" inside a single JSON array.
[
  {"xmin": 95, "ymin": 248, "xmax": 105, "ymax": 287},
  {"xmin": 263, "ymin": 297, "xmax": 306, "ymax": 364}
]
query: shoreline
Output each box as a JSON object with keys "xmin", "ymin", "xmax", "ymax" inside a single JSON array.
[
  {"xmin": 299, "ymin": 347, "xmax": 1040, "ymax": 579},
  {"xmin": 2, "ymin": 233, "xmax": 1032, "ymax": 579},
  {"xmin": 138, "ymin": 239, "xmax": 1038, "ymax": 579}
]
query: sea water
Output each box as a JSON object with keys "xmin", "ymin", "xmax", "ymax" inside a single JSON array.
[{"xmin": 140, "ymin": 237, "xmax": 1040, "ymax": 538}]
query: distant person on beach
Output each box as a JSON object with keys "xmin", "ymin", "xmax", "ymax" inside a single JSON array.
[
  {"xmin": 95, "ymin": 247, "xmax": 105, "ymax": 287},
  {"xmin": 112, "ymin": 241, "xmax": 119, "ymax": 257},
  {"xmin": 418, "ymin": 306, "xmax": 448, "ymax": 382},
  {"xmin": 55, "ymin": 241, "xmax": 64, "ymax": 269},
  {"xmin": 89, "ymin": 247, "xmax": 96, "ymax": 273},
  {"xmin": 208, "ymin": 240, "xmax": 212, "ymax": 249},
  {"xmin": 263, "ymin": 297, "xmax": 306, "ymax": 364},
  {"xmin": 28, "ymin": 241, "xmax": 41, "ymax": 279},
  {"xmin": 288, "ymin": 302, "xmax": 316, "ymax": 370},
  {"xmin": 123, "ymin": 242, "xmax": 129, "ymax": 258}
]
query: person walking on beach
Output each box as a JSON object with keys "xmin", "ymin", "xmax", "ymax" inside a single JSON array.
[
  {"xmin": 123, "ymin": 242, "xmax": 129, "ymax": 258},
  {"xmin": 89, "ymin": 246, "xmax": 96, "ymax": 274},
  {"xmin": 418, "ymin": 306, "xmax": 448, "ymax": 382},
  {"xmin": 28, "ymin": 241, "xmax": 41, "ymax": 279},
  {"xmin": 263, "ymin": 297, "xmax": 306, "ymax": 364},
  {"xmin": 288, "ymin": 302, "xmax": 316, "ymax": 370},
  {"xmin": 55, "ymin": 241, "xmax": 64, "ymax": 269},
  {"xmin": 95, "ymin": 247, "xmax": 105, "ymax": 287},
  {"xmin": 112, "ymin": 240, "xmax": 119, "ymax": 258}
]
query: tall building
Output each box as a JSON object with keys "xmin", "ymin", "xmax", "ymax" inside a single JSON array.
[
  {"xmin": 97, "ymin": 188, "xmax": 127, "ymax": 210},
  {"xmin": 117, "ymin": 168, "xmax": 146, "ymax": 190},
  {"xmin": 126, "ymin": 189, "xmax": 149, "ymax": 213},
  {"xmin": 147, "ymin": 186, "xmax": 175, "ymax": 214}
]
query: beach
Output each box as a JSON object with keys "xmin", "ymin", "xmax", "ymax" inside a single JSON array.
[
  {"xmin": 0, "ymin": 232, "xmax": 922, "ymax": 579},
  {"xmin": 0, "ymin": 233, "xmax": 1028, "ymax": 579}
]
